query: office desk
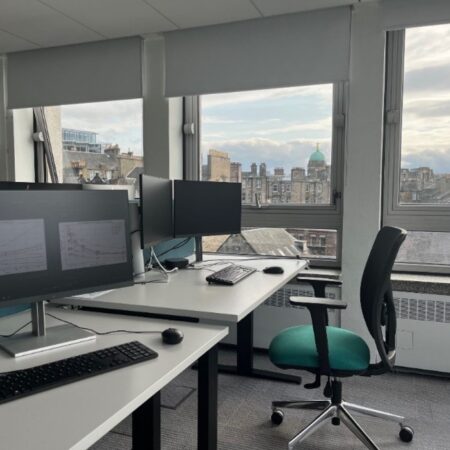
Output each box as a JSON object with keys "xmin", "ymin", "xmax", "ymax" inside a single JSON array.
[
  {"xmin": 55, "ymin": 257, "xmax": 308, "ymax": 383},
  {"xmin": 0, "ymin": 307, "xmax": 227, "ymax": 450}
]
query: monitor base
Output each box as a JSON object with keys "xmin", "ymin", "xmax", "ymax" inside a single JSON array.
[{"xmin": 0, "ymin": 324, "xmax": 96, "ymax": 358}]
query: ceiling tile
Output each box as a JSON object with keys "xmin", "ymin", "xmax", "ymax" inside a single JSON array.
[
  {"xmin": 146, "ymin": 0, "xmax": 261, "ymax": 29},
  {"xmin": 0, "ymin": 0, "xmax": 102, "ymax": 49},
  {"xmin": 39, "ymin": 0, "xmax": 177, "ymax": 38},
  {"xmin": 0, "ymin": 29, "xmax": 39, "ymax": 53},
  {"xmin": 252, "ymin": 0, "xmax": 356, "ymax": 16}
]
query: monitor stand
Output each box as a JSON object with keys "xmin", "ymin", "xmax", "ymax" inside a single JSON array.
[
  {"xmin": 0, "ymin": 301, "xmax": 96, "ymax": 358},
  {"xmin": 195, "ymin": 236, "xmax": 203, "ymax": 262}
]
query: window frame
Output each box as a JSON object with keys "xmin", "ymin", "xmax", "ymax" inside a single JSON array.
[
  {"xmin": 383, "ymin": 29, "xmax": 450, "ymax": 274},
  {"xmin": 183, "ymin": 83, "xmax": 347, "ymax": 268}
]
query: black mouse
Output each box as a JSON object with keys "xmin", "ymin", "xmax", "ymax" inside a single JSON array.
[
  {"xmin": 263, "ymin": 266, "xmax": 284, "ymax": 274},
  {"xmin": 162, "ymin": 328, "xmax": 184, "ymax": 345}
]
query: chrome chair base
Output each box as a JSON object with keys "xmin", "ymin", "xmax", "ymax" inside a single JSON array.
[{"xmin": 272, "ymin": 398, "xmax": 407, "ymax": 450}]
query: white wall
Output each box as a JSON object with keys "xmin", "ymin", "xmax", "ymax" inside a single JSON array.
[
  {"xmin": 142, "ymin": 35, "xmax": 183, "ymax": 180},
  {"xmin": 8, "ymin": 109, "xmax": 35, "ymax": 182}
]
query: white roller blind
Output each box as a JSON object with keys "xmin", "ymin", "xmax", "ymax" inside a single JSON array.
[
  {"xmin": 7, "ymin": 37, "xmax": 142, "ymax": 109},
  {"xmin": 165, "ymin": 7, "xmax": 351, "ymax": 97},
  {"xmin": 382, "ymin": 0, "xmax": 450, "ymax": 30}
]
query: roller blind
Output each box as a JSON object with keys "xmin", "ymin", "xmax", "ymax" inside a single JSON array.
[
  {"xmin": 7, "ymin": 37, "xmax": 142, "ymax": 109},
  {"xmin": 382, "ymin": 0, "xmax": 450, "ymax": 30},
  {"xmin": 164, "ymin": 7, "xmax": 351, "ymax": 97}
]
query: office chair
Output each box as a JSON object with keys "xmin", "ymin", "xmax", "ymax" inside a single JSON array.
[{"xmin": 269, "ymin": 226, "xmax": 413, "ymax": 450}]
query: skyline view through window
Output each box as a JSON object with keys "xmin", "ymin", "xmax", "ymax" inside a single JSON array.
[
  {"xmin": 200, "ymin": 85, "xmax": 338, "ymax": 261},
  {"xmin": 59, "ymin": 99, "xmax": 143, "ymax": 197},
  {"xmin": 201, "ymin": 85, "xmax": 333, "ymax": 206},
  {"xmin": 400, "ymin": 23, "xmax": 450, "ymax": 204}
]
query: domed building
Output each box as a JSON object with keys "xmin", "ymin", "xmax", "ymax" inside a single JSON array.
[{"xmin": 307, "ymin": 144, "xmax": 328, "ymax": 179}]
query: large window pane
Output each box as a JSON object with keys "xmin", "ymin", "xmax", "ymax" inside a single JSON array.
[
  {"xmin": 400, "ymin": 24, "xmax": 450, "ymax": 204},
  {"xmin": 203, "ymin": 228, "xmax": 337, "ymax": 260},
  {"xmin": 200, "ymin": 85, "xmax": 333, "ymax": 206},
  {"xmin": 46, "ymin": 99, "xmax": 143, "ymax": 197}
]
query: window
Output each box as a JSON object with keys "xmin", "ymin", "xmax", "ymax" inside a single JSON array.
[
  {"xmin": 383, "ymin": 26, "xmax": 450, "ymax": 273},
  {"xmin": 201, "ymin": 227, "xmax": 337, "ymax": 260},
  {"xmin": 184, "ymin": 84, "xmax": 346, "ymax": 265},
  {"xmin": 41, "ymin": 99, "xmax": 143, "ymax": 198}
]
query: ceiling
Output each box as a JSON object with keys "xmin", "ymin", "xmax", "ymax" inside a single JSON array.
[{"xmin": 0, "ymin": 0, "xmax": 374, "ymax": 54}]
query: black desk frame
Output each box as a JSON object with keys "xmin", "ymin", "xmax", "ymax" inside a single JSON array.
[{"xmin": 132, "ymin": 345, "xmax": 219, "ymax": 450}]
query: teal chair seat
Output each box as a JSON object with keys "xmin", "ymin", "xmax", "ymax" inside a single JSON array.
[{"xmin": 269, "ymin": 325, "xmax": 370, "ymax": 373}]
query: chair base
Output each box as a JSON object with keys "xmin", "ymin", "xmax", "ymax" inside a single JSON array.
[{"xmin": 271, "ymin": 381, "xmax": 413, "ymax": 450}]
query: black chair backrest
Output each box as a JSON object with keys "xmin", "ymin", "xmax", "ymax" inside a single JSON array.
[{"xmin": 360, "ymin": 226, "xmax": 407, "ymax": 373}]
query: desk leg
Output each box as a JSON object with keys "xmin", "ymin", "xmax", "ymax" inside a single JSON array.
[
  {"xmin": 132, "ymin": 391, "xmax": 161, "ymax": 450},
  {"xmin": 198, "ymin": 345, "xmax": 218, "ymax": 450},
  {"xmin": 218, "ymin": 312, "xmax": 301, "ymax": 384}
]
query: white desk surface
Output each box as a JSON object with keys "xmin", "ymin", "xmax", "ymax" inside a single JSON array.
[
  {"xmin": 0, "ymin": 307, "xmax": 228, "ymax": 450},
  {"xmin": 55, "ymin": 257, "xmax": 308, "ymax": 323}
]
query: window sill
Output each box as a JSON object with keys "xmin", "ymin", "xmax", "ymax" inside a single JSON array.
[
  {"xmin": 297, "ymin": 267, "xmax": 341, "ymax": 280},
  {"xmin": 391, "ymin": 273, "xmax": 450, "ymax": 296},
  {"xmin": 297, "ymin": 269, "xmax": 450, "ymax": 296}
]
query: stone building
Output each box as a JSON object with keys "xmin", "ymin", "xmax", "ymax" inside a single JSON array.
[
  {"xmin": 205, "ymin": 149, "xmax": 231, "ymax": 181},
  {"xmin": 202, "ymin": 146, "xmax": 331, "ymax": 205}
]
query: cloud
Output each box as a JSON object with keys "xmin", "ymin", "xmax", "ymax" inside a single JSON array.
[
  {"xmin": 202, "ymin": 116, "xmax": 244, "ymax": 125},
  {"xmin": 61, "ymin": 99, "xmax": 143, "ymax": 155},
  {"xmin": 399, "ymin": 23, "xmax": 450, "ymax": 173},
  {"xmin": 253, "ymin": 117, "xmax": 332, "ymax": 137},
  {"xmin": 201, "ymin": 84, "xmax": 332, "ymax": 110},
  {"xmin": 405, "ymin": 64, "xmax": 450, "ymax": 93},
  {"xmin": 405, "ymin": 24, "xmax": 450, "ymax": 72}
]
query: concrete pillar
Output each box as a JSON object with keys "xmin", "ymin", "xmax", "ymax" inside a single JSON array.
[
  {"xmin": 0, "ymin": 57, "xmax": 9, "ymax": 181},
  {"xmin": 341, "ymin": 3, "xmax": 385, "ymax": 349},
  {"xmin": 142, "ymin": 35, "xmax": 183, "ymax": 180},
  {"xmin": 9, "ymin": 108, "xmax": 35, "ymax": 182}
]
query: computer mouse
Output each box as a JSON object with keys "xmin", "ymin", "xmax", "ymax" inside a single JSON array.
[
  {"xmin": 162, "ymin": 328, "xmax": 184, "ymax": 345},
  {"xmin": 263, "ymin": 266, "xmax": 284, "ymax": 275}
]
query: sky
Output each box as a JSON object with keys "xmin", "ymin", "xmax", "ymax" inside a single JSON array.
[
  {"xmin": 401, "ymin": 23, "xmax": 450, "ymax": 173},
  {"xmin": 201, "ymin": 85, "xmax": 332, "ymax": 173},
  {"xmin": 60, "ymin": 23, "xmax": 450, "ymax": 173},
  {"xmin": 61, "ymin": 98, "xmax": 143, "ymax": 155}
]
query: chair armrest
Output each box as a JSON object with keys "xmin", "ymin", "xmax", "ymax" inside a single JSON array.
[
  {"xmin": 290, "ymin": 296, "xmax": 347, "ymax": 310},
  {"xmin": 296, "ymin": 276, "xmax": 342, "ymax": 298},
  {"xmin": 296, "ymin": 276, "xmax": 342, "ymax": 287}
]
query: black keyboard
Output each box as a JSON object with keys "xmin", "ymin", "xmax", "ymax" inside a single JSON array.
[
  {"xmin": 206, "ymin": 264, "xmax": 257, "ymax": 286},
  {"xmin": 0, "ymin": 341, "xmax": 158, "ymax": 405}
]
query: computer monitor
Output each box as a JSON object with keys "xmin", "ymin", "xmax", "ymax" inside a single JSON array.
[
  {"xmin": 173, "ymin": 180, "xmax": 242, "ymax": 237},
  {"xmin": 139, "ymin": 174, "xmax": 173, "ymax": 248},
  {"xmin": 0, "ymin": 189, "xmax": 134, "ymax": 356},
  {"xmin": 0, "ymin": 181, "xmax": 82, "ymax": 190}
]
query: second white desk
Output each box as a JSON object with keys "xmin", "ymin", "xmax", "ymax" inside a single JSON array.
[{"xmin": 55, "ymin": 257, "xmax": 308, "ymax": 383}]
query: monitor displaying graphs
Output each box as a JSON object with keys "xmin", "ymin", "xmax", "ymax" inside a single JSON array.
[
  {"xmin": 0, "ymin": 190, "xmax": 133, "ymax": 306},
  {"xmin": 59, "ymin": 220, "xmax": 127, "ymax": 271},
  {"xmin": 0, "ymin": 219, "xmax": 47, "ymax": 276}
]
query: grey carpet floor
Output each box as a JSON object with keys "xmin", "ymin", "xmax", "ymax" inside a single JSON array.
[{"xmin": 90, "ymin": 349, "xmax": 450, "ymax": 450}]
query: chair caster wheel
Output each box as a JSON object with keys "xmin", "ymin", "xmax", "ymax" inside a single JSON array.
[
  {"xmin": 271, "ymin": 409, "xmax": 284, "ymax": 425},
  {"xmin": 399, "ymin": 426, "xmax": 414, "ymax": 443}
]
